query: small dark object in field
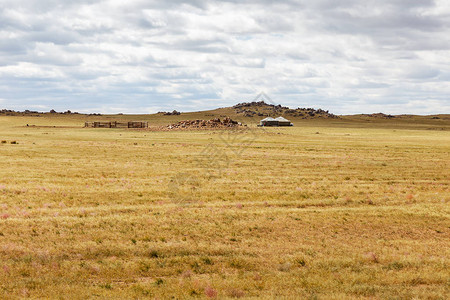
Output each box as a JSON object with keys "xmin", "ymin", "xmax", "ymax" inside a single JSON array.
[
  {"xmin": 10, "ymin": 141, "xmax": 17, "ymax": 144},
  {"xmin": 1, "ymin": 140, "xmax": 6, "ymax": 144},
  {"xmin": 315, "ymin": 132, "xmax": 320, "ymax": 134},
  {"xmin": 296, "ymin": 258, "xmax": 306, "ymax": 267},
  {"xmin": 149, "ymin": 250, "xmax": 159, "ymax": 258}
]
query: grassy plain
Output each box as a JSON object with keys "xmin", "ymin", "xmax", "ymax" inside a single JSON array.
[{"xmin": 0, "ymin": 112, "xmax": 449, "ymax": 299}]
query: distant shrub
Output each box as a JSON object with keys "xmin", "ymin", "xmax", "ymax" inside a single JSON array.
[
  {"xmin": 10, "ymin": 141, "xmax": 17, "ymax": 144},
  {"xmin": 149, "ymin": 249, "xmax": 160, "ymax": 258},
  {"xmin": 409, "ymin": 277, "xmax": 426, "ymax": 285},
  {"xmin": 296, "ymin": 258, "xmax": 306, "ymax": 267},
  {"xmin": 202, "ymin": 257, "xmax": 214, "ymax": 265},
  {"xmin": 1, "ymin": 140, "xmax": 6, "ymax": 144},
  {"xmin": 100, "ymin": 283, "xmax": 112, "ymax": 290}
]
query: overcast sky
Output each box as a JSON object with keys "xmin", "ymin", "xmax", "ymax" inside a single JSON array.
[{"xmin": 0, "ymin": 0, "xmax": 449, "ymax": 114}]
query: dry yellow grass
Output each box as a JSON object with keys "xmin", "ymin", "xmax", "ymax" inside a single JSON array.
[{"xmin": 0, "ymin": 113, "xmax": 449, "ymax": 299}]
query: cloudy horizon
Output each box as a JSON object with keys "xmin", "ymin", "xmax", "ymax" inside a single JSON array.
[{"xmin": 1, "ymin": 0, "xmax": 449, "ymax": 115}]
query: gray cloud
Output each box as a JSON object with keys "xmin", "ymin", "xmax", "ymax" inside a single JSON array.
[{"xmin": 0, "ymin": 0, "xmax": 449, "ymax": 114}]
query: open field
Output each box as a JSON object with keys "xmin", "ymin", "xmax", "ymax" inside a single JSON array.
[{"xmin": 0, "ymin": 113, "xmax": 449, "ymax": 299}]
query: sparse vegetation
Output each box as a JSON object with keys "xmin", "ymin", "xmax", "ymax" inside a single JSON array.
[{"xmin": 0, "ymin": 109, "xmax": 448, "ymax": 298}]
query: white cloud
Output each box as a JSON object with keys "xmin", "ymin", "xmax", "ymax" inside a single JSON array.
[{"xmin": 0, "ymin": 0, "xmax": 449, "ymax": 114}]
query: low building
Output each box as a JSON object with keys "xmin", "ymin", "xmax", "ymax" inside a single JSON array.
[
  {"xmin": 259, "ymin": 116, "xmax": 293, "ymax": 127},
  {"xmin": 275, "ymin": 116, "xmax": 293, "ymax": 126},
  {"xmin": 260, "ymin": 117, "xmax": 278, "ymax": 126}
]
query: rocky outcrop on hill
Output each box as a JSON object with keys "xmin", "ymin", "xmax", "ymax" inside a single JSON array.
[
  {"xmin": 1, "ymin": 109, "xmax": 81, "ymax": 116},
  {"xmin": 233, "ymin": 101, "xmax": 339, "ymax": 119},
  {"xmin": 363, "ymin": 113, "xmax": 395, "ymax": 119},
  {"xmin": 234, "ymin": 101, "xmax": 289, "ymax": 110},
  {"xmin": 158, "ymin": 110, "xmax": 181, "ymax": 115},
  {"xmin": 165, "ymin": 117, "xmax": 242, "ymax": 130},
  {"xmin": 1, "ymin": 109, "xmax": 41, "ymax": 115}
]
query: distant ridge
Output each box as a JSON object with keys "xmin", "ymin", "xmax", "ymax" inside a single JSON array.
[{"xmin": 1, "ymin": 107, "xmax": 448, "ymax": 119}]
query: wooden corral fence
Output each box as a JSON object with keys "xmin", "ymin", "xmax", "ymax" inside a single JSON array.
[{"xmin": 84, "ymin": 121, "xmax": 148, "ymax": 128}]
